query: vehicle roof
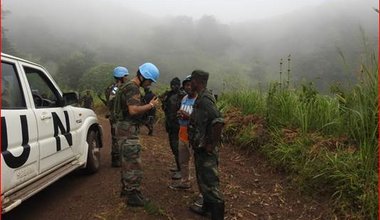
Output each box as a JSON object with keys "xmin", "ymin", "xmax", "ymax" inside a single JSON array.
[{"xmin": 1, "ymin": 53, "xmax": 43, "ymax": 68}]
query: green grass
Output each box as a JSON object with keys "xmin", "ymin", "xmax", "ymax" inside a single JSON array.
[
  {"xmin": 144, "ymin": 201, "xmax": 168, "ymax": 217},
  {"xmin": 220, "ymin": 50, "xmax": 378, "ymax": 219},
  {"xmin": 219, "ymin": 89, "xmax": 266, "ymax": 116}
]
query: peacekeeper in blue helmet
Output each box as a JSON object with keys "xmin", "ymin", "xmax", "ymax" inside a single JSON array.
[
  {"xmin": 113, "ymin": 62, "xmax": 160, "ymax": 207},
  {"xmin": 98, "ymin": 66, "xmax": 129, "ymax": 167}
]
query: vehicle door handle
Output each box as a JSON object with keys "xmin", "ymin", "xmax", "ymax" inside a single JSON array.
[{"xmin": 41, "ymin": 114, "xmax": 52, "ymax": 120}]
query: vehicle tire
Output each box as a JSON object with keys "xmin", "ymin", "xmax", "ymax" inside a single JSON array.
[{"xmin": 84, "ymin": 130, "xmax": 101, "ymax": 174}]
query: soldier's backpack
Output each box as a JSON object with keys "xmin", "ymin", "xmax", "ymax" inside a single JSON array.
[
  {"xmin": 105, "ymin": 83, "xmax": 118, "ymax": 119},
  {"xmin": 113, "ymin": 82, "xmax": 133, "ymax": 121}
]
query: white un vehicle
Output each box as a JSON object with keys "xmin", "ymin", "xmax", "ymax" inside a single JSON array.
[{"xmin": 1, "ymin": 53, "xmax": 103, "ymax": 213}]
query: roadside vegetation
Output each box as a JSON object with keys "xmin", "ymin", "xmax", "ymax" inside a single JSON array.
[{"xmin": 219, "ymin": 49, "xmax": 378, "ymax": 219}]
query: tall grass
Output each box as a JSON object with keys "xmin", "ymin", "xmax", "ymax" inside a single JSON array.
[
  {"xmin": 220, "ymin": 49, "xmax": 378, "ymax": 218},
  {"xmin": 266, "ymin": 83, "xmax": 299, "ymax": 128},
  {"xmin": 344, "ymin": 50, "xmax": 378, "ymax": 218},
  {"xmin": 219, "ymin": 89, "xmax": 266, "ymax": 116},
  {"xmin": 266, "ymin": 83, "xmax": 343, "ymax": 135}
]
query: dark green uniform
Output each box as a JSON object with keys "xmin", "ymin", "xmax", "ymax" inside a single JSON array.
[
  {"xmin": 162, "ymin": 89, "xmax": 185, "ymax": 171},
  {"xmin": 114, "ymin": 81, "xmax": 145, "ymax": 193},
  {"xmin": 189, "ymin": 89, "xmax": 224, "ymax": 205}
]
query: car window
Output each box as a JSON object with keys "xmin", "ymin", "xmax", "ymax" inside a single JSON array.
[
  {"xmin": 24, "ymin": 66, "xmax": 60, "ymax": 108},
  {"xmin": 1, "ymin": 62, "xmax": 26, "ymax": 109}
]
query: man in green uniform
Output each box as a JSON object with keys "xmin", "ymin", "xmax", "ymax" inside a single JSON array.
[
  {"xmin": 188, "ymin": 70, "xmax": 225, "ymax": 220},
  {"xmin": 113, "ymin": 63, "xmax": 160, "ymax": 207},
  {"xmin": 98, "ymin": 66, "xmax": 129, "ymax": 167},
  {"xmin": 160, "ymin": 77, "xmax": 186, "ymax": 179}
]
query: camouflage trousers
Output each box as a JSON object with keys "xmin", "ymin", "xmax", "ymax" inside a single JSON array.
[
  {"xmin": 116, "ymin": 121, "xmax": 143, "ymax": 192},
  {"xmin": 194, "ymin": 147, "xmax": 224, "ymax": 204},
  {"xmin": 110, "ymin": 119, "xmax": 120, "ymax": 158}
]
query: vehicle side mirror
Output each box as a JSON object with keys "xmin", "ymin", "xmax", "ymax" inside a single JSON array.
[{"xmin": 63, "ymin": 92, "xmax": 79, "ymax": 106}]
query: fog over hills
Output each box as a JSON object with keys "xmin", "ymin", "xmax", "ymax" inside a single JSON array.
[{"xmin": 2, "ymin": 0, "xmax": 378, "ymax": 92}]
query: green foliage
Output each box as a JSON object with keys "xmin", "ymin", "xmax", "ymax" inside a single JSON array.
[
  {"xmin": 221, "ymin": 48, "xmax": 378, "ymax": 219},
  {"xmin": 235, "ymin": 123, "xmax": 267, "ymax": 151},
  {"xmin": 3, "ymin": 3, "xmax": 377, "ymax": 217},
  {"xmin": 262, "ymin": 133, "xmax": 377, "ymax": 219},
  {"xmin": 266, "ymin": 83, "xmax": 299, "ymax": 128},
  {"xmin": 144, "ymin": 201, "xmax": 167, "ymax": 217},
  {"xmin": 265, "ymin": 82, "xmax": 345, "ymax": 136},
  {"xmin": 260, "ymin": 129, "xmax": 306, "ymax": 171},
  {"xmin": 56, "ymin": 50, "xmax": 96, "ymax": 90},
  {"xmin": 78, "ymin": 63, "xmax": 115, "ymax": 93},
  {"xmin": 219, "ymin": 90, "xmax": 266, "ymax": 116}
]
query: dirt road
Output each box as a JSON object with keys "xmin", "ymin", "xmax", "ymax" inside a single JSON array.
[{"xmin": 3, "ymin": 117, "xmax": 332, "ymax": 220}]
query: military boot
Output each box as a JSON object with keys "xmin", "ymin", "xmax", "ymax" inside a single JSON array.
[
  {"xmin": 136, "ymin": 191, "xmax": 150, "ymax": 203},
  {"xmin": 189, "ymin": 201, "xmax": 210, "ymax": 217},
  {"xmin": 171, "ymin": 171, "xmax": 182, "ymax": 180},
  {"xmin": 126, "ymin": 190, "xmax": 149, "ymax": 207},
  {"xmin": 193, "ymin": 194, "xmax": 203, "ymax": 207},
  {"xmin": 111, "ymin": 154, "xmax": 121, "ymax": 167},
  {"xmin": 210, "ymin": 202, "xmax": 225, "ymax": 220}
]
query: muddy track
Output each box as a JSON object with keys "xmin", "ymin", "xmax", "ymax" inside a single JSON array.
[{"xmin": 3, "ymin": 117, "xmax": 332, "ymax": 220}]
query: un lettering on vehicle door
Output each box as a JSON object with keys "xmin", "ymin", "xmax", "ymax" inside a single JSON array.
[{"xmin": 1, "ymin": 110, "xmax": 39, "ymax": 193}]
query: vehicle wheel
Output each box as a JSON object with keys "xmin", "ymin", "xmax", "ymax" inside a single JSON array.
[{"xmin": 85, "ymin": 130, "xmax": 100, "ymax": 174}]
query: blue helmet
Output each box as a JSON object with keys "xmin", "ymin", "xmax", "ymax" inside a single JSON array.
[
  {"xmin": 113, "ymin": 66, "xmax": 129, "ymax": 78},
  {"xmin": 139, "ymin": 63, "xmax": 159, "ymax": 83}
]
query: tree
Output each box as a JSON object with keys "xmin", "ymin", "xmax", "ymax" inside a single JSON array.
[
  {"xmin": 78, "ymin": 63, "xmax": 115, "ymax": 93},
  {"xmin": 56, "ymin": 50, "xmax": 96, "ymax": 90}
]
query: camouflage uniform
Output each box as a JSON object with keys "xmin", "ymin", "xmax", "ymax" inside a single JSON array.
[
  {"xmin": 189, "ymin": 88, "xmax": 224, "ymax": 203},
  {"xmin": 114, "ymin": 81, "xmax": 145, "ymax": 194},
  {"xmin": 188, "ymin": 73, "xmax": 225, "ymax": 220},
  {"xmin": 104, "ymin": 83, "xmax": 121, "ymax": 166},
  {"xmin": 161, "ymin": 88, "xmax": 185, "ymax": 171}
]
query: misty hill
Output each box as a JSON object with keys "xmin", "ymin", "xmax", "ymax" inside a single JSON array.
[
  {"xmin": 231, "ymin": 0, "xmax": 377, "ymax": 88},
  {"xmin": 2, "ymin": 0, "xmax": 377, "ymax": 92},
  {"xmin": 3, "ymin": 0, "xmax": 156, "ymax": 64}
]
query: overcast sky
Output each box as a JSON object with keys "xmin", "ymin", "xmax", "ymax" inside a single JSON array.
[
  {"xmin": 117, "ymin": 0, "xmax": 330, "ymax": 23},
  {"xmin": 4, "ymin": 0, "xmax": 376, "ymax": 24}
]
